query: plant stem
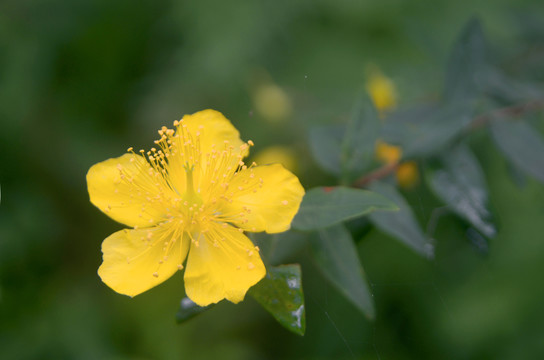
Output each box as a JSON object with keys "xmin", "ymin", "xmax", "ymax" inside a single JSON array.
[{"xmin": 352, "ymin": 98, "xmax": 544, "ymax": 188}]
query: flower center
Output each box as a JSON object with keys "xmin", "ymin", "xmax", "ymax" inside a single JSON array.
[{"xmin": 182, "ymin": 163, "xmax": 202, "ymax": 207}]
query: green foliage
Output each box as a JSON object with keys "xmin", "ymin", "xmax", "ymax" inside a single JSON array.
[
  {"xmin": 341, "ymin": 94, "xmax": 381, "ymax": 182},
  {"xmin": 309, "ymin": 125, "xmax": 344, "ymax": 175},
  {"xmin": 381, "ymin": 102, "xmax": 472, "ymax": 158},
  {"xmin": 490, "ymin": 116, "xmax": 544, "ymax": 183},
  {"xmin": 427, "ymin": 144, "xmax": 496, "ymax": 238},
  {"xmin": 249, "ymin": 15, "xmax": 544, "ymax": 336},
  {"xmin": 444, "ymin": 17, "xmax": 486, "ymax": 103},
  {"xmin": 249, "ymin": 265, "xmax": 306, "ymax": 336},
  {"xmin": 369, "ymin": 181, "xmax": 434, "ymax": 258},
  {"xmin": 176, "ymin": 297, "xmax": 213, "ymax": 323},
  {"xmin": 310, "ymin": 224, "xmax": 375, "ymax": 319},
  {"xmin": 309, "ymin": 93, "xmax": 379, "ymax": 182},
  {"xmin": 291, "ymin": 186, "xmax": 398, "ymax": 231}
]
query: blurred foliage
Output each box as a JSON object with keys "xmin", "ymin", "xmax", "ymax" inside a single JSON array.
[{"xmin": 2, "ymin": 0, "xmax": 544, "ymax": 359}]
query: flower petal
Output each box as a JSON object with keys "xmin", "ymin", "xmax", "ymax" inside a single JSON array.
[
  {"xmin": 184, "ymin": 224, "xmax": 265, "ymax": 306},
  {"xmin": 221, "ymin": 164, "xmax": 305, "ymax": 233},
  {"xmin": 87, "ymin": 154, "xmax": 165, "ymax": 227},
  {"xmin": 98, "ymin": 226, "xmax": 189, "ymax": 297},
  {"xmin": 180, "ymin": 109, "xmax": 248, "ymax": 159}
]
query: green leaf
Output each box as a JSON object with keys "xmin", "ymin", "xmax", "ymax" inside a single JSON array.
[
  {"xmin": 310, "ymin": 224, "xmax": 375, "ymax": 319},
  {"xmin": 381, "ymin": 102, "xmax": 472, "ymax": 158},
  {"xmin": 176, "ymin": 297, "xmax": 213, "ymax": 323},
  {"xmin": 341, "ymin": 93, "xmax": 381, "ymax": 181},
  {"xmin": 309, "ymin": 125, "xmax": 344, "ymax": 175},
  {"xmin": 369, "ymin": 181, "xmax": 434, "ymax": 258},
  {"xmin": 445, "ymin": 17, "xmax": 486, "ymax": 102},
  {"xmin": 308, "ymin": 93, "xmax": 380, "ymax": 180},
  {"xmin": 480, "ymin": 67, "xmax": 543, "ymax": 104},
  {"xmin": 249, "ymin": 264, "xmax": 305, "ymax": 336},
  {"xmin": 292, "ymin": 186, "xmax": 398, "ymax": 231},
  {"xmin": 490, "ymin": 118, "xmax": 544, "ymax": 183},
  {"xmin": 249, "ymin": 231, "xmax": 307, "ymax": 266},
  {"xmin": 381, "ymin": 104, "xmax": 436, "ymax": 144},
  {"xmin": 427, "ymin": 144, "xmax": 496, "ymax": 238}
]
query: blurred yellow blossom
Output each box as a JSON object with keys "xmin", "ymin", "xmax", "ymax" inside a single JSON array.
[
  {"xmin": 396, "ymin": 161, "xmax": 419, "ymax": 188},
  {"xmin": 253, "ymin": 83, "xmax": 293, "ymax": 122},
  {"xmin": 365, "ymin": 65, "xmax": 397, "ymax": 116},
  {"xmin": 367, "ymin": 66, "xmax": 419, "ymax": 189},
  {"xmin": 375, "ymin": 140, "xmax": 402, "ymax": 165},
  {"xmin": 249, "ymin": 69, "xmax": 292, "ymax": 123},
  {"xmin": 87, "ymin": 110, "xmax": 304, "ymax": 306},
  {"xmin": 252, "ymin": 146, "xmax": 297, "ymax": 173}
]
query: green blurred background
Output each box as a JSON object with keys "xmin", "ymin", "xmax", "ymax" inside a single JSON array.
[{"xmin": 1, "ymin": 0, "xmax": 544, "ymax": 359}]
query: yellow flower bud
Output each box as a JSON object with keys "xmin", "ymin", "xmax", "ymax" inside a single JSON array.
[
  {"xmin": 365, "ymin": 65, "xmax": 397, "ymax": 117},
  {"xmin": 375, "ymin": 140, "xmax": 402, "ymax": 165},
  {"xmin": 396, "ymin": 161, "xmax": 419, "ymax": 189}
]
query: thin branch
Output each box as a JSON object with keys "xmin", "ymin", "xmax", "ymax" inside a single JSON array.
[
  {"xmin": 469, "ymin": 98, "xmax": 544, "ymax": 130},
  {"xmin": 352, "ymin": 98, "xmax": 544, "ymax": 188},
  {"xmin": 352, "ymin": 162, "xmax": 399, "ymax": 188}
]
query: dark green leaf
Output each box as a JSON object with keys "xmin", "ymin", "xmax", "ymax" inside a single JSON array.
[
  {"xmin": 268, "ymin": 231, "xmax": 308, "ymax": 265},
  {"xmin": 292, "ymin": 186, "xmax": 398, "ymax": 231},
  {"xmin": 490, "ymin": 118, "xmax": 544, "ymax": 183},
  {"xmin": 428, "ymin": 144, "xmax": 496, "ymax": 238},
  {"xmin": 480, "ymin": 67, "xmax": 543, "ymax": 104},
  {"xmin": 369, "ymin": 181, "xmax": 434, "ymax": 258},
  {"xmin": 341, "ymin": 93, "xmax": 381, "ymax": 180},
  {"xmin": 381, "ymin": 102, "xmax": 472, "ymax": 158},
  {"xmin": 249, "ymin": 264, "xmax": 305, "ymax": 336},
  {"xmin": 310, "ymin": 224, "xmax": 375, "ymax": 319},
  {"xmin": 309, "ymin": 125, "xmax": 344, "ymax": 175},
  {"xmin": 308, "ymin": 93, "xmax": 380, "ymax": 180},
  {"xmin": 249, "ymin": 231, "xmax": 308, "ymax": 266},
  {"xmin": 381, "ymin": 104, "xmax": 437, "ymax": 144},
  {"xmin": 176, "ymin": 297, "xmax": 213, "ymax": 323},
  {"xmin": 445, "ymin": 17, "xmax": 486, "ymax": 102},
  {"xmin": 466, "ymin": 228, "xmax": 489, "ymax": 255}
]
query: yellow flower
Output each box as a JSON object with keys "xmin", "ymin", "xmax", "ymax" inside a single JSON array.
[
  {"xmin": 365, "ymin": 65, "xmax": 397, "ymax": 116},
  {"xmin": 396, "ymin": 161, "xmax": 419, "ymax": 189},
  {"xmin": 87, "ymin": 109, "xmax": 305, "ymax": 306},
  {"xmin": 253, "ymin": 83, "xmax": 293, "ymax": 122},
  {"xmin": 375, "ymin": 140, "xmax": 402, "ymax": 165}
]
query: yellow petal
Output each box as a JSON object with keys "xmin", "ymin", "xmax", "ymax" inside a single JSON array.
[
  {"xmin": 221, "ymin": 164, "xmax": 305, "ymax": 233},
  {"xmin": 184, "ymin": 224, "xmax": 265, "ymax": 306},
  {"xmin": 87, "ymin": 154, "xmax": 165, "ymax": 227},
  {"xmin": 179, "ymin": 109, "xmax": 248, "ymax": 159},
  {"xmin": 98, "ymin": 226, "xmax": 189, "ymax": 297}
]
